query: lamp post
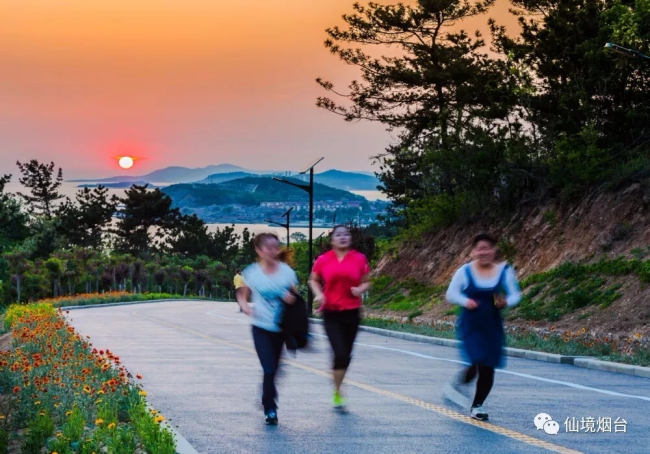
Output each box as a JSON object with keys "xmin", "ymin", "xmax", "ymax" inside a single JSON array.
[
  {"xmin": 272, "ymin": 157, "xmax": 324, "ymax": 314},
  {"xmin": 264, "ymin": 206, "xmax": 294, "ymax": 247},
  {"xmin": 604, "ymin": 43, "xmax": 650, "ymax": 61}
]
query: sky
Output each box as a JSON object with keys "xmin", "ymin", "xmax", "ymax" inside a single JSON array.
[{"xmin": 1, "ymin": 0, "xmax": 518, "ymax": 179}]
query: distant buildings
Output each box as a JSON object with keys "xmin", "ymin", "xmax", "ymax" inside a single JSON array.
[{"xmin": 260, "ymin": 201, "xmax": 362, "ymax": 212}]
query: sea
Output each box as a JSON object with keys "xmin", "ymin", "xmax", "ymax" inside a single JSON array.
[{"xmin": 4, "ymin": 181, "xmax": 387, "ymax": 241}]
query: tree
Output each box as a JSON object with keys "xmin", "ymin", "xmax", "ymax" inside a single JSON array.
[
  {"xmin": 492, "ymin": 0, "xmax": 650, "ymax": 198},
  {"xmin": 16, "ymin": 160, "xmax": 64, "ymax": 218},
  {"xmin": 154, "ymin": 269, "xmax": 166, "ymax": 293},
  {"xmin": 4, "ymin": 250, "xmax": 30, "ymax": 303},
  {"xmin": 114, "ymin": 185, "xmax": 180, "ymax": 257},
  {"xmin": 167, "ymin": 214, "xmax": 211, "ymax": 258},
  {"xmin": 317, "ymin": 0, "xmax": 519, "ymax": 219},
  {"xmin": 209, "ymin": 224, "xmax": 241, "ymax": 264},
  {"xmin": 0, "ymin": 174, "xmax": 30, "ymax": 250},
  {"xmin": 290, "ymin": 232, "xmax": 307, "ymax": 243},
  {"xmin": 179, "ymin": 265, "xmax": 193, "ymax": 296},
  {"xmin": 58, "ymin": 186, "xmax": 118, "ymax": 250},
  {"xmin": 44, "ymin": 257, "xmax": 64, "ymax": 298},
  {"xmin": 239, "ymin": 228, "xmax": 257, "ymax": 265}
]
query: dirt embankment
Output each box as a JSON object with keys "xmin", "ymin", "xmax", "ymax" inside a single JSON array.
[{"xmin": 373, "ymin": 185, "xmax": 650, "ymax": 336}]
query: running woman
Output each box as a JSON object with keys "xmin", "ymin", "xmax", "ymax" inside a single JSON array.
[
  {"xmin": 236, "ymin": 233, "xmax": 298, "ymax": 425},
  {"xmin": 444, "ymin": 233, "xmax": 521, "ymax": 421},
  {"xmin": 309, "ymin": 225, "xmax": 371, "ymax": 409}
]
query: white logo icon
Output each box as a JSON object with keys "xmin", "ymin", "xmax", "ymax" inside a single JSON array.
[
  {"xmin": 544, "ymin": 420, "xmax": 560, "ymax": 435},
  {"xmin": 534, "ymin": 413, "xmax": 553, "ymax": 431}
]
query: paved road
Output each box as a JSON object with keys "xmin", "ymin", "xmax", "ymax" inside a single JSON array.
[{"xmin": 67, "ymin": 301, "xmax": 649, "ymax": 454}]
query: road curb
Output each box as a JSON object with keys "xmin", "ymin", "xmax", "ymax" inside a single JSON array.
[
  {"xmin": 310, "ymin": 318, "xmax": 650, "ymax": 378},
  {"xmin": 60, "ymin": 299, "xmax": 219, "ymax": 311}
]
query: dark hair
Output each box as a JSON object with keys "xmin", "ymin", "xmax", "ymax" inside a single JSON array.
[
  {"xmin": 252, "ymin": 232, "xmax": 292, "ymax": 264},
  {"xmin": 472, "ymin": 233, "xmax": 497, "ymax": 248},
  {"xmin": 236, "ymin": 269, "xmax": 242, "ymax": 274}
]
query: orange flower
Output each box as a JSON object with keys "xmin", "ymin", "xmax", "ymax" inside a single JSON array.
[
  {"xmin": 136, "ymin": 374, "xmax": 143, "ymax": 380},
  {"xmin": 13, "ymin": 386, "xmax": 20, "ymax": 394}
]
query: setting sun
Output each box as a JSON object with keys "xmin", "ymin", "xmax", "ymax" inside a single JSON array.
[{"xmin": 118, "ymin": 156, "xmax": 134, "ymax": 169}]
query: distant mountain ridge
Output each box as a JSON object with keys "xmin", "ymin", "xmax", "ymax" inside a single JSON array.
[
  {"xmin": 163, "ymin": 176, "xmax": 366, "ymax": 208},
  {"xmin": 70, "ymin": 164, "xmax": 251, "ymax": 184},
  {"xmin": 70, "ymin": 164, "xmax": 380, "ymax": 191}
]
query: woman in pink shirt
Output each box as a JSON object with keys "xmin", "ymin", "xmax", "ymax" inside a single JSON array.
[{"xmin": 309, "ymin": 225, "xmax": 371, "ymax": 409}]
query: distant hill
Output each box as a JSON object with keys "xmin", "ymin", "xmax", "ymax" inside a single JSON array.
[
  {"xmin": 69, "ymin": 164, "xmax": 251, "ymax": 184},
  {"xmin": 163, "ymin": 176, "xmax": 365, "ymax": 209},
  {"xmin": 192, "ymin": 169, "xmax": 380, "ymax": 191},
  {"xmin": 69, "ymin": 164, "xmax": 381, "ymax": 189},
  {"xmin": 314, "ymin": 170, "xmax": 379, "ymax": 191},
  {"xmin": 193, "ymin": 172, "xmax": 257, "ymax": 185},
  {"xmin": 78, "ymin": 181, "xmax": 157, "ymax": 189}
]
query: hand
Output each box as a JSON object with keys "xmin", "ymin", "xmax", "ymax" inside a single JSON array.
[
  {"xmin": 314, "ymin": 293, "xmax": 326, "ymax": 308},
  {"xmin": 351, "ymin": 286, "xmax": 362, "ymax": 297},
  {"xmin": 241, "ymin": 304, "xmax": 253, "ymax": 316},
  {"xmin": 494, "ymin": 296, "xmax": 507, "ymax": 309},
  {"xmin": 466, "ymin": 299, "xmax": 478, "ymax": 310},
  {"xmin": 282, "ymin": 291, "xmax": 296, "ymax": 305}
]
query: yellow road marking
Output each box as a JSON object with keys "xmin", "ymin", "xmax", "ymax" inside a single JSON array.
[{"xmin": 135, "ymin": 312, "xmax": 583, "ymax": 454}]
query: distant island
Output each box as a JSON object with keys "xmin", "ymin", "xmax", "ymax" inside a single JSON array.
[
  {"xmin": 69, "ymin": 163, "xmax": 380, "ymax": 191},
  {"xmin": 163, "ymin": 176, "xmax": 388, "ymax": 225}
]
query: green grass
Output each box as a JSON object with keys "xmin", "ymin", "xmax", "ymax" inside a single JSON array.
[
  {"xmin": 514, "ymin": 257, "xmax": 650, "ymax": 321},
  {"xmin": 361, "ymin": 317, "xmax": 649, "ymax": 367},
  {"xmin": 367, "ymin": 276, "xmax": 446, "ymax": 313}
]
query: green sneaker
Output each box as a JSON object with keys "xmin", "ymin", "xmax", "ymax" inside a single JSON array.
[{"xmin": 333, "ymin": 391, "xmax": 346, "ymax": 408}]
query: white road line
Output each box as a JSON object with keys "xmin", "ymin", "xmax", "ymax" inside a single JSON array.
[{"xmin": 206, "ymin": 311, "xmax": 650, "ymax": 402}]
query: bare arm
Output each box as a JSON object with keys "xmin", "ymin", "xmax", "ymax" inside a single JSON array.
[
  {"xmin": 351, "ymin": 273, "xmax": 371, "ymax": 297},
  {"xmin": 309, "ymin": 272, "xmax": 326, "ymax": 308},
  {"xmin": 236, "ymin": 286, "xmax": 253, "ymax": 316}
]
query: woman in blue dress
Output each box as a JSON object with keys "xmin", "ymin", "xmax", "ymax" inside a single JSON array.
[{"xmin": 444, "ymin": 233, "xmax": 521, "ymax": 421}]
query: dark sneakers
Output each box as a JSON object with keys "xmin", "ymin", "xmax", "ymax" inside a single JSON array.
[{"xmin": 265, "ymin": 410, "xmax": 278, "ymax": 425}]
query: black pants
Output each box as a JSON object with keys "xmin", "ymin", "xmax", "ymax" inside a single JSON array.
[
  {"xmin": 323, "ymin": 309, "xmax": 360, "ymax": 370},
  {"xmin": 462, "ymin": 364, "xmax": 495, "ymax": 407},
  {"xmin": 252, "ymin": 326, "xmax": 284, "ymax": 413}
]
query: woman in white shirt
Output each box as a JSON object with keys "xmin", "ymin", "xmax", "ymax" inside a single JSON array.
[
  {"xmin": 444, "ymin": 233, "xmax": 521, "ymax": 421},
  {"xmin": 237, "ymin": 233, "xmax": 298, "ymax": 426}
]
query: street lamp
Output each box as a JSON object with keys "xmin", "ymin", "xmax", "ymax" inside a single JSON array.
[
  {"xmin": 272, "ymin": 157, "xmax": 324, "ymax": 314},
  {"xmin": 604, "ymin": 43, "xmax": 650, "ymax": 61},
  {"xmin": 264, "ymin": 206, "xmax": 294, "ymax": 247}
]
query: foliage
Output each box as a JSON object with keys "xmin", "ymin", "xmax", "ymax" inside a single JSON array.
[
  {"xmin": 365, "ymin": 276, "xmax": 446, "ymax": 314},
  {"xmin": 114, "ymin": 185, "xmax": 181, "ymax": 256},
  {"xmin": 319, "ymin": 0, "xmax": 650, "ymax": 232},
  {"xmin": 57, "ymin": 186, "xmax": 118, "ymax": 250},
  {"xmin": 16, "ymin": 160, "xmax": 64, "ymax": 219},
  {"xmin": 0, "ymin": 303, "xmax": 176, "ymax": 452},
  {"xmin": 514, "ymin": 258, "xmax": 650, "ymax": 321}
]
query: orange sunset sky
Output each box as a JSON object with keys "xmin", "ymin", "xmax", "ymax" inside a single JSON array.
[{"xmin": 1, "ymin": 0, "xmax": 518, "ymax": 178}]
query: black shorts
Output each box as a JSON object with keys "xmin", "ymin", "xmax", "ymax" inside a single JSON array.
[{"xmin": 323, "ymin": 308, "xmax": 361, "ymax": 370}]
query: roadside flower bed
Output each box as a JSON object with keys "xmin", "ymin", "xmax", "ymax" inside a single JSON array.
[{"xmin": 0, "ymin": 303, "xmax": 176, "ymax": 453}]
